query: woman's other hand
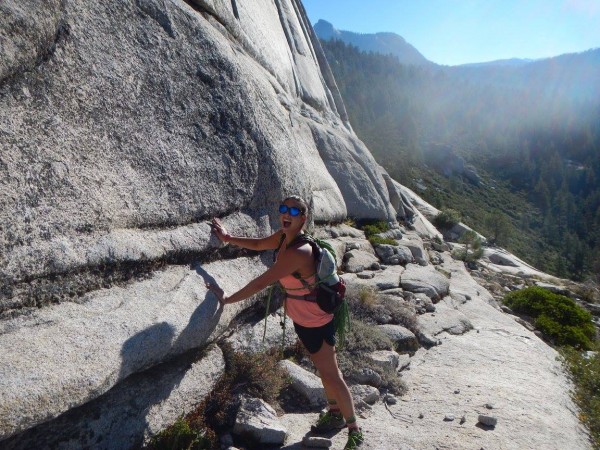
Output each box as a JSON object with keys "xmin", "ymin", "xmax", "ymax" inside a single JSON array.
[
  {"xmin": 211, "ymin": 218, "xmax": 231, "ymax": 242},
  {"xmin": 205, "ymin": 282, "xmax": 228, "ymax": 304}
]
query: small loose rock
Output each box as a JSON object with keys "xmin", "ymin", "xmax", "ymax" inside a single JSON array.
[
  {"xmin": 385, "ymin": 394, "xmax": 397, "ymax": 405},
  {"xmin": 444, "ymin": 414, "xmax": 455, "ymax": 421},
  {"xmin": 478, "ymin": 415, "xmax": 498, "ymax": 427}
]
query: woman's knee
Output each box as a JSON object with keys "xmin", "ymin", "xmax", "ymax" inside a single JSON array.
[{"xmin": 319, "ymin": 367, "xmax": 344, "ymax": 385}]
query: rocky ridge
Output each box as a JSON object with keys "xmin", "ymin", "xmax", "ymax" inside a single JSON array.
[
  {"xmin": 219, "ymin": 223, "xmax": 592, "ymax": 450},
  {"xmin": 2, "ymin": 216, "xmax": 593, "ymax": 449}
]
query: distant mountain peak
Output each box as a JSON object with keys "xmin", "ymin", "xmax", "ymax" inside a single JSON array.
[
  {"xmin": 313, "ymin": 19, "xmax": 432, "ymax": 66},
  {"xmin": 314, "ymin": 19, "xmax": 336, "ymax": 34}
]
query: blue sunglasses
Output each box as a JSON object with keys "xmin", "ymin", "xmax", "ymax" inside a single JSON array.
[{"xmin": 279, "ymin": 204, "xmax": 304, "ymax": 216}]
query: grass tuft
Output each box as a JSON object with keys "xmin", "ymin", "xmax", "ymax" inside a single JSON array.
[
  {"xmin": 561, "ymin": 344, "xmax": 600, "ymax": 449},
  {"xmin": 145, "ymin": 343, "xmax": 289, "ymax": 449},
  {"xmin": 360, "ymin": 221, "xmax": 397, "ymax": 246},
  {"xmin": 146, "ymin": 417, "xmax": 213, "ymax": 450}
]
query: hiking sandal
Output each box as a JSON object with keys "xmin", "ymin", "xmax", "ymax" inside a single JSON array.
[
  {"xmin": 344, "ymin": 428, "xmax": 364, "ymax": 449},
  {"xmin": 310, "ymin": 410, "xmax": 346, "ymax": 433}
]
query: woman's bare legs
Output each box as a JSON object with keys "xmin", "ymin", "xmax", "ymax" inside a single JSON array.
[{"xmin": 310, "ymin": 342, "xmax": 356, "ymax": 423}]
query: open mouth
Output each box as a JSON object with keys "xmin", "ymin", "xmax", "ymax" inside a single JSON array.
[{"xmin": 282, "ymin": 219, "xmax": 292, "ymax": 228}]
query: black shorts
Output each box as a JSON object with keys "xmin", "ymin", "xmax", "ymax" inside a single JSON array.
[{"xmin": 293, "ymin": 320, "xmax": 336, "ymax": 354}]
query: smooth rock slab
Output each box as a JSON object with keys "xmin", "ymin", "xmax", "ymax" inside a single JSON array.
[
  {"xmin": 1, "ymin": 345, "xmax": 225, "ymax": 449},
  {"xmin": 226, "ymin": 310, "xmax": 294, "ymax": 353},
  {"xmin": 418, "ymin": 300, "xmax": 474, "ymax": 337},
  {"xmin": 374, "ymin": 266, "xmax": 405, "ymax": 290}
]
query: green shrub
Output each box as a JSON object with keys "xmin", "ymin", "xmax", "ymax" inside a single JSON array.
[
  {"xmin": 503, "ymin": 286, "xmax": 595, "ymax": 350},
  {"xmin": 362, "ymin": 221, "xmax": 389, "ymax": 237},
  {"xmin": 148, "ymin": 345, "xmax": 290, "ymax": 449},
  {"xmin": 197, "ymin": 344, "xmax": 289, "ymax": 435},
  {"xmin": 561, "ymin": 345, "xmax": 600, "ymax": 449},
  {"xmin": 147, "ymin": 417, "xmax": 212, "ymax": 450},
  {"xmin": 433, "ymin": 209, "xmax": 461, "ymax": 229},
  {"xmin": 454, "ymin": 230, "xmax": 484, "ymax": 262},
  {"xmin": 368, "ymin": 235, "xmax": 398, "ymax": 246},
  {"xmin": 362, "ymin": 221, "xmax": 396, "ymax": 246}
]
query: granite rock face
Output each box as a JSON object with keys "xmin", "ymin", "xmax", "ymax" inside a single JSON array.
[
  {"xmin": 0, "ymin": 0, "xmax": 411, "ymax": 442},
  {"xmin": 0, "ymin": 0, "xmax": 401, "ymax": 311}
]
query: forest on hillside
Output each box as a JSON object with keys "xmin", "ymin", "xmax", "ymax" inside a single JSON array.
[{"xmin": 321, "ymin": 39, "xmax": 600, "ymax": 282}]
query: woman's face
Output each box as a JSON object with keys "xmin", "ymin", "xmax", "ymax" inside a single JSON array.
[{"xmin": 279, "ymin": 199, "xmax": 306, "ymax": 232}]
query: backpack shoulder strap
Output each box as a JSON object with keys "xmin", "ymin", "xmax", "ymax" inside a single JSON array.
[
  {"xmin": 273, "ymin": 232, "xmax": 286, "ymax": 263},
  {"xmin": 288, "ymin": 234, "xmax": 321, "ymax": 262}
]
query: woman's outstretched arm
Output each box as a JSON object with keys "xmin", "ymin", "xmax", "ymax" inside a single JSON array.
[
  {"xmin": 206, "ymin": 245, "xmax": 311, "ymax": 304},
  {"xmin": 211, "ymin": 217, "xmax": 283, "ymax": 251}
]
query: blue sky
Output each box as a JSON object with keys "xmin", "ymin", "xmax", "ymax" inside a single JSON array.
[{"xmin": 302, "ymin": 0, "xmax": 600, "ymax": 66}]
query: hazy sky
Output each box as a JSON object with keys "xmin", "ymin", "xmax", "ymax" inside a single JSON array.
[{"xmin": 302, "ymin": 0, "xmax": 600, "ymax": 66}]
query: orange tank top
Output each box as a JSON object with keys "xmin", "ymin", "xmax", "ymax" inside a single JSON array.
[
  {"xmin": 277, "ymin": 242, "xmax": 334, "ymax": 327},
  {"xmin": 279, "ymin": 273, "xmax": 333, "ymax": 327}
]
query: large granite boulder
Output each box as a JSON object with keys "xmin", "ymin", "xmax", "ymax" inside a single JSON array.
[
  {"xmin": 0, "ymin": 345, "xmax": 226, "ymax": 449},
  {"xmin": 0, "ymin": 257, "xmax": 265, "ymax": 440},
  {"xmin": 0, "ymin": 0, "xmax": 404, "ymax": 312}
]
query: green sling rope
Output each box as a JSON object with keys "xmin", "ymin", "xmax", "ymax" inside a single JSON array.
[{"xmin": 262, "ymin": 284, "xmax": 275, "ymax": 344}]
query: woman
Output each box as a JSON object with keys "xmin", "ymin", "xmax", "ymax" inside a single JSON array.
[{"xmin": 206, "ymin": 196, "xmax": 364, "ymax": 449}]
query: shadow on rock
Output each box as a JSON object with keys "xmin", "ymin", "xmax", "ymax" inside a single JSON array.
[{"xmin": 1, "ymin": 289, "xmax": 223, "ymax": 450}]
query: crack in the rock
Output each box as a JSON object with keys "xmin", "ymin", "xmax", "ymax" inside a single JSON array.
[{"xmin": 0, "ymin": 246, "xmax": 259, "ymax": 319}]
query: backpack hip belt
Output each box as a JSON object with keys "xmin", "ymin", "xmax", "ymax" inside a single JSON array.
[{"xmin": 286, "ymin": 292, "xmax": 318, "ymax": 302}]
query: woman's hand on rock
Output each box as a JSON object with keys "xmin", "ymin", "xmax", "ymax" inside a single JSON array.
[
  {"xmin": 211, "ymin": 218, "xmax": 231, "ymax": 242},
  {"xmin": 205, "ymin": 282, "xmax": 228, "ymax": 304}
]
